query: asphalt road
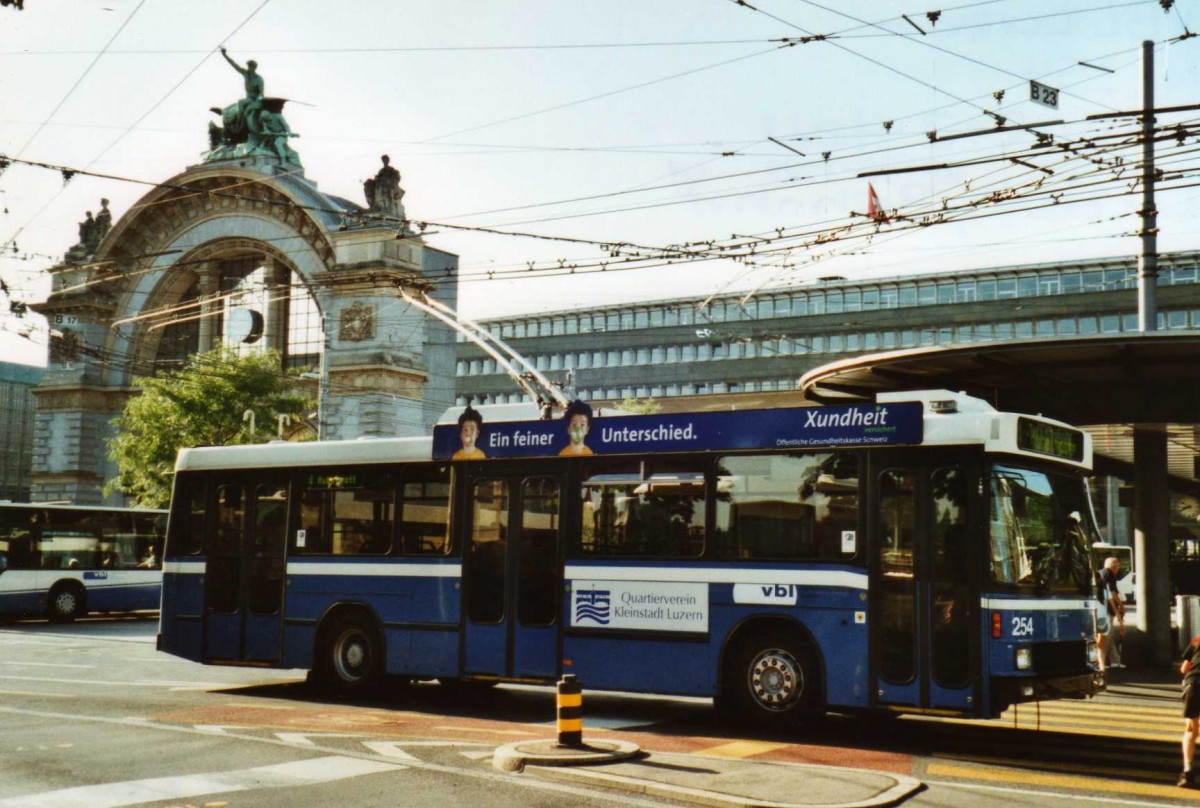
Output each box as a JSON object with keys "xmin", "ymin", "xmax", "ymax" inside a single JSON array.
[{"xmin": 0, "ymin": 616, "xmax": 1193, "ymax": 807}]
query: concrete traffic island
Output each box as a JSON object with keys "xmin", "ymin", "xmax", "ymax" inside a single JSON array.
[
  {"xmin": 494, "ymin": 674, "xmax": 644, "ymax": 772},
  {"xmin": 512, "ymin": 751, "xmax": 923, "ymax": 808},
  {"xmin": 493, "ymin": 738, "xmax": 643, "ymax": 773},
  {"xmin": 492, "ymin": 676, "xmax": 922, "ymax": 806}
]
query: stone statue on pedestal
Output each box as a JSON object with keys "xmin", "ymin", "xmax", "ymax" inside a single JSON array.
[
  {"xmin": 363, "ymin": 155, "xmax": 406, "ymax": 220},
  {"xmin": 78, "ymin": 212, "xmax": 97, "ymax": 252},
  {"xmin": 94, "ymin": 198, "xmax": 112, "ymax": 244},
  {"xmin": 204, "ymin": 50, "xmax": 300, "ymax": 166},
  {"xmin": 64, "ymin": 198, "xmax": 115, "ymax": 264},
  {"xmin": 214, "ymin": 48, "xmax": 263, "ymax": 145}
]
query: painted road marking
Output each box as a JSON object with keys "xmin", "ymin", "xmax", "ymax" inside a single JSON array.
[
  {"xmin": 0, "ymin": 755, "xmax": 404, "ymax": 808},
  {"xmin": 534, "ymin": 716, "xmax": 659, "ymax": 730},
  {"xmin": 274, "ymin": 732, "xmax": 361, "ymax": 747},
  {"xmin": 192, "ymin": 725, "xmax": 251, "ymax": 735},
  {"xmin": 362, "ymin": 741, "xmax": 421, "ymax": 761},
  {"xmin": 693, "ymin": 740, "xmax": 792, "ymax": 758},
  {"xmin": 933, "ymin": 752, "xmax": 1170, "ymax": 783},
  {"xmin": 912, "ymin": 700, "xmax": 1182, "ymax": 742},
  {"xmin": 362, "ymin": 740, "xmax": 492, "ymax": 762},
  {"xmin": 0, "ymin": 661, "xmax": 96, "ymax": 669},
  {"xmin": 433, "ymin": 725, "xmax": 539, "ymax": 736},
  {"xmin": 930, "ymin": 778, "xmax": 1195, "ymax": 807},
  {"xmin": 0, "ymin": 689, "xmax": 75, "ymax": 699},
  {"xmin": 0, "ymin": 674, "xmax": 231, "ymax": 690},
  {"xmin": 926, "ymin": 762, "xmax": 1200, "ymax": 803}
]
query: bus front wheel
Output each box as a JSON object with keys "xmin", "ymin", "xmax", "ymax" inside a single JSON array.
[
  {"xmin": 48, "ymin": 582, "xmax": 85, "ymax": 623},
  {"xmin": 313, "ymin": 613, "xmax": 382, "ymax": 694},
  {"xmin": 724, "ymin": 630, "xmax": 819, "ymax": 726}
]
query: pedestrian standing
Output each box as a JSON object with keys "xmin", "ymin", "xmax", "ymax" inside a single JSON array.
[
  {"xmin": 1099, "ymin": 556, "xmax": 1125, "ymax": 669},
  {"xmin": 1179, "ymin": 634, "xmax": 1200, "ymax": 787}
]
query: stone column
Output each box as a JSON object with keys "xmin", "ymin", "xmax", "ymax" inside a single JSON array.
[
  {"xmin": 30, "ymin": 271, "xmax": 126, "ymax": 504},
  {"xmin": 265, "ymin": 259, "xmax": 290, "ymax": 357},
  {"xmin": 196, "ymin": 263, "xmax": 220, "ymax": 353}
]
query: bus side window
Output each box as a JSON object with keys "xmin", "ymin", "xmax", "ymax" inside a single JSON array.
[
  {"xmin": 178, "ymin": 477, "xmax": 207, "ymax": 556},
  {"xmin": 577, "ymin": 461, "xmax": 704, "ymax": 558},
  {"xmin": 715, "ymin": 453, "xmax": 858, "ymax": 560},
  {"xmin": 402, "ymin": 469, "xmax": 451, "ymax": 556},
  {"xmin": 578, "ymin": 462, "xmax": 640, "ymax": 557},
  {"xmin": 296, "ymin": 470, "xmax": 395, "ymax": 556}
]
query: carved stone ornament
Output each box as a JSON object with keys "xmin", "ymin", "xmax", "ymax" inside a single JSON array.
[
  {"xmin": 338, "ymin": 301, "xmax": 376, "ymax": 342},
  {"xmin": 50, "ymin": 328, "xmax": 82, "ymax": 364}
]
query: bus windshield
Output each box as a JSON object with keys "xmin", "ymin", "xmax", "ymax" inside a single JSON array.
[{"xmin": 989, "ymin": 463, "xmax": 1095, "ymax": 593}]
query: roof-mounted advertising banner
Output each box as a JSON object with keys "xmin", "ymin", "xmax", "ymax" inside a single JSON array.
[{"xmin": 432, "ymin": 401, "xmax": 923, "ymax": 461}]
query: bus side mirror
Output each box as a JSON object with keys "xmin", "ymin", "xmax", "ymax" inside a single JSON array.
[{"xmin": 0, "ymin": 552, "xmax": 7, "ymax": 573}]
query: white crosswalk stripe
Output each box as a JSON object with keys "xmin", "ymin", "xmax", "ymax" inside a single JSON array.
[{"xmin": 0, "ymin": 755, "xmax": 404, "ymax": 808}]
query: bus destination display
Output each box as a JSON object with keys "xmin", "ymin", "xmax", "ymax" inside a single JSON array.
[{"xmin": 1017, "ymin": 417, "xmax": 1084, "ymax": 461}]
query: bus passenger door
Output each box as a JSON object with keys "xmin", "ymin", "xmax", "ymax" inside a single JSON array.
[
  {"xmin": 204, "ymin": 478, "xmax": 289, "ymax": 663},
  {"xmin": 463, "ymin": 473, "xmax": 562, "ymax": 681},
  {"xmin": 870, "ymin": 460, "xmax": 978, "ymax": 713}
]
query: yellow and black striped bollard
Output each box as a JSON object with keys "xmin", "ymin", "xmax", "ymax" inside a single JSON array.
[{"xmin": 556, "ymin": 674, "xmax": 583, "ymax": 747}]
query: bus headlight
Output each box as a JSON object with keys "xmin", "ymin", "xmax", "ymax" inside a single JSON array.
[
  {"xmin": 1015, "ymin": 647, "xmax": 1033, "ymax": 670},
  {"xmin": 1087, "ymin": 641, "xmax": 1099, "ymax": 664}
]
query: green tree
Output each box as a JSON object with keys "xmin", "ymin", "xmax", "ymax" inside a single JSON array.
[
  {"xmin": 106, "ymin": 348, "xmax": 313, "ymax": 507},
  {"xmin": 617, "ymin": 397, "xmax": 661, "ymax": 414}
]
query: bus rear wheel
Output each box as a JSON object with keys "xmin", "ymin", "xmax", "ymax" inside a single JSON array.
[
  {"xmin": 724, "ymin": 630, "xmax": 819, "ymax": 727},
  {"xmin": 313, "ymin": 613, "xmax": 382, "ymax": 694},
  {"xmin": 48, "ymin": 582, "xmax": 85, "ymax": 623}
]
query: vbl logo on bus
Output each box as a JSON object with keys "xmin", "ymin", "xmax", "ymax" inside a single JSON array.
[{"xmin": 574, "ymin": 587, "xmax": 611, "ymax": 625}]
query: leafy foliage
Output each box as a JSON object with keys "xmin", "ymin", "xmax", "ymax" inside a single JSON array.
[
  {"xmin": 616, "ymin": 397, "xmax": 661, "ymax": 414},
  {"xmin": 106, "ymin": 348, "xmax": 313, "ymax": 507}
]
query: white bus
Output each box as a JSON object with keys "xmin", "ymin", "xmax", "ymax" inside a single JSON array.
[{"xmin": 0, "ymin": 503, "xmax": 165, "ymax": 621}]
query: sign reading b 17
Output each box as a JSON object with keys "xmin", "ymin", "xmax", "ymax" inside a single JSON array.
[{"xmin": 1030, "ymin": 80, "xmax": 1059, "ymax": 109}]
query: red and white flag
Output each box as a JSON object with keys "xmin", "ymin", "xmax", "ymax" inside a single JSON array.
[{"xmin": 867, "ymin": 182, "xmax": 887, "ymax": 222}]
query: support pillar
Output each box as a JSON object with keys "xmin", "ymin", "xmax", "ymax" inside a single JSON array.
[
  {"xmin": 196, "ymin": 264, "xmax": 220, "ymax": 353},
  {"xmin": 265, "ymin": 260, "xmax": 290, "ymax": 357},
  {"xmin": 1133, "ymin": 425, "xmax": 1171, "ymax": 665}
]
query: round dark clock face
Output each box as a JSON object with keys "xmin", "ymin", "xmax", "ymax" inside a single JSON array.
[
  {"xmin": 226, "ymin": 308, "xmax": 264, "ymax": 344},
  {"xmin": 1178, "ymin": 496, "xmax": 1200, "ymax": 522}
]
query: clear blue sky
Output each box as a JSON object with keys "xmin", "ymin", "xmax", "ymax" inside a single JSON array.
[{"xmin": 2, "ymin": 0, "xmax": 1197, "ymax": 368}]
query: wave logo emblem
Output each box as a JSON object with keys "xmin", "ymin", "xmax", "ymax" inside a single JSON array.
[{"xmin": 574, "ymin": 587, "xmax": 611, "ymax": 625}]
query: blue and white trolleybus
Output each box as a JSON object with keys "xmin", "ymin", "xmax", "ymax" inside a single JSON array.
[{"xmin": 158, "ymin": 389, "xmax": 1101, "ymax": 725}]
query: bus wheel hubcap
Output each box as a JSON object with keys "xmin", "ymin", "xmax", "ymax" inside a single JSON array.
[
  {"xmin": 335, "ymin": 633, "xmax": 368, "ymax": 680},
  {"xmin": 749, "ymin": 648, "xmax": 801, "ymax": 710}
]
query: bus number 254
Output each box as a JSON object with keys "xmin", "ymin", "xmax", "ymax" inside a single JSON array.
[{"xmin": 1010, "ymin": 616, "xmax": 1034, "ymax": 637}]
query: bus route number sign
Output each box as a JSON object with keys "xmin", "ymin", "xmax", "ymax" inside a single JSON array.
[{"xmin": 1030, "ymin": 80, "xmax": 1058, "ymax": 109}]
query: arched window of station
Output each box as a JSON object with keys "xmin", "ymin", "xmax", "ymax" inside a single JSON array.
[{"xmin": 153, "ymin": 255, "xmax": 322, "ymax": 373}]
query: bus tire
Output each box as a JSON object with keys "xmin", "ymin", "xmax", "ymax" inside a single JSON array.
[
  {"xmin": 312, "ymin": 613, "xmax": 382, "ymax": 694},
  {"xmin": 48, "ymin": 582, "xmax": 85, "ymax": 623},
  {"xmin": 725, "ymin": 629, "xmax": 819, "ymax": 727}
]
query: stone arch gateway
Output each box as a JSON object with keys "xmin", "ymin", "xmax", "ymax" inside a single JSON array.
[{"xmin": 32, "ymin": 161, "xmax": 458, "ymax": 504}]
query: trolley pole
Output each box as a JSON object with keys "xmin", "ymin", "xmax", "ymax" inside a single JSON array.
[{"xmin": 1137, "ymin": 39, "xmax": 1157, "ymax": 333}]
